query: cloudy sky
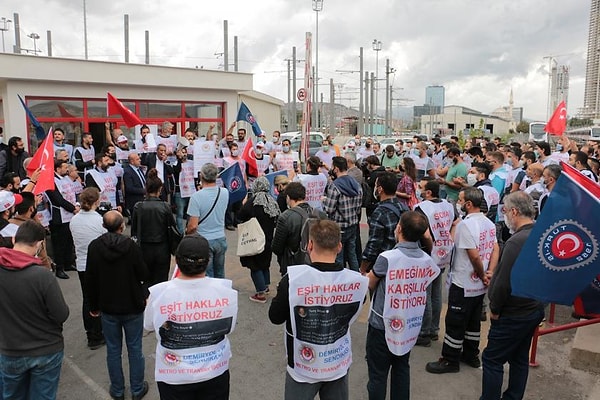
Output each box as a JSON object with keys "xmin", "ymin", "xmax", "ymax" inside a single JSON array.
[{"xmin": 1, "ymin": 0, "xmax": 592, "ymax": 121}]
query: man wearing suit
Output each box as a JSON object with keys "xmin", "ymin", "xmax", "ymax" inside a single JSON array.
[
  {"xmin": 141, "ymin": 143, "xmax": 174, "ymax": 202},
  {"xmin": 123, "ymin": 153, "xmax": 147, "ymax": 220}
]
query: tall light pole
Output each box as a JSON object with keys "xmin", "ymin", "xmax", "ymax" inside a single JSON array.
[
  {"xmin": 372, "ymin": 39, "xmax": 382, "ymax": 125},
  {"xmin": 312, "ymin": 0, "xmax": 323, "ymax": 132},
  {"xmin": 83, "ymin": 0, "xmax": 88, "ymax": 59},
  {"xmin": 0, "ymin": 17, "xmax": 11, "ymax": 53},
  {"xmin": 28, "ymin": 33, "xmax": 40, "ymax": 55}
]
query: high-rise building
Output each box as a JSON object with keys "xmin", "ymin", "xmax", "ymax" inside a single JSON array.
[
  {"xmin": 425, "ymin": 85, "xmax": 445, "ymax": 109},
  {"xmin": 583, "ymin": 0, "xmax": 600, "ymax": 118},
  {"xmin": 550, "ymin": 65, "xmax": 569, "ymax": 116}
]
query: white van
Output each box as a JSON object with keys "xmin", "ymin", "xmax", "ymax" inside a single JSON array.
[{"xmin": 280, "ymin": 131, "xmax": 324, "ymax": 144}]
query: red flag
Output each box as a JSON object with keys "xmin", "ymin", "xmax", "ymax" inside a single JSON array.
[
  {"xmin": 544, "ymin": 100, "xmax": 567, "ymax": 136},
  {"xmin": 57, "ymin": 103, "xmax": 75, "ymax": 118},
  {"xmin": 241, "ymin": 140, "xmax": 258, "ymax": 177},
  {"xmin": 27, "ymin": 128, "xmax": 56, "ymax": 195},
  {"xmin": 107, "ymin": 92, "xmax": 143, "ymax": 127}
]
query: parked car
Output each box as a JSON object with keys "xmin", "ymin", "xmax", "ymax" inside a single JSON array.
[
  {"xmin": 281, "ymin": 131, "xmax": 324, "ymax": 144},
  {"xmin": 290, "ymin": 139, "xmax": 322, "ymax": 157}
]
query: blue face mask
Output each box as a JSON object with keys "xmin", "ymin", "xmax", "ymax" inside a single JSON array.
[{"xmin": 556, "ymin": 144, "xmax": 563, "ymax": 152}]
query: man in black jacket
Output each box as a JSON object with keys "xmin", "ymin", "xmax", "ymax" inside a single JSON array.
[
  {"xmin": 481, "ymin": 191, "xmax": 544, "ymax": 400},
  {"xmin": 271, "ymin": 182, "xmax": 312, "ymax": 276},
  {"xmin": 47, "ymin": 159, "xmax": 80, "ymax": 279},
  {"xmin": 123, "ymin": 153, "xmax": 146, "ymax": 219},
  {"xmin": 141, "ymin": 143, "xmax": 174, "ymax": 201},
  {"xmin": 86, "ymin": 211, "xmax": 149, "ymax": 400},
  {"xmin": 0, "ymin": 136, "xmax": 29, "ymax": 179}
]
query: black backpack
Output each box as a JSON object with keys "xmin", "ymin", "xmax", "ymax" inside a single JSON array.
[{"xmin": 289, "ymin": 206, "xmax": 327, "ymax": 265}]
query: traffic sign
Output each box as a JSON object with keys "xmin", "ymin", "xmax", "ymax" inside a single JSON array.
[{"xmin": 297, "ymin": 88, "xmax": 307, "ymax": 101}]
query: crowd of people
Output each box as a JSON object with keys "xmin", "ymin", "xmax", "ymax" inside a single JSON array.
[{"xmin": 0, "ymin": 121, "xmax": 598, "ymax": 400}]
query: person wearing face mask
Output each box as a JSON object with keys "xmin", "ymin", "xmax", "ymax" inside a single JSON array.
[
  {"xmin": 219, "ymin": 133, "xmax": 236, "ymax": 158},
  {"xmin": 253, "ymin": 141, "xmax": 272, "ymax": 177},
  {"xmin": 538, "ymin": 164, "xmax": 562, "ymax": 215},
  {"xmin": 274, "ymin": 139, "xmax": 300, "ymax": 172},
  {"xmin": 426, "ymin": 187, "xmax": 499, "ymax": 374},
  {"xmin": 381, "ymin": 145, "xmax": 402, "ymax": 174},
  {"xmin": 504, "ymin": 148, "xmax": 527, "ymax": 193},
  {"xmin": 0, "ymin": 190, "xmax": 24, "ymax": 240},
  {"xmin": 0, "ymin": 220, "xmax": 70, "ymax": 400},
  {"xmin": 315, "ymin": 139, "xmax": 335, "ymax": 174},
  {"xmin": 481, "ymin": 191, "xmax": 543, "ymax": 400},
  {"xmin": 410, "ymin": 142, "xmax": 435, "ymax": 181},
  {"xmin": 413, "ymin": 178, "xmax": 456, "ymax": 347},
  {"xmin": 265, "ymin": 130, "xmax": 282, "ymax": 156},
  {"xmin": 550, "ymin": 136, "xmax": 570, "ymax": 164},
  {"xmin": 458, "ymin": 162, "xmax": 499, "ymax": 223},
  {"xmin": 357, "ymin": 138, "xmax": 375, "ymax": 160},
  {"xmin": 0, "ymin": 136, "xmax": 29, "ymax": 180},
  {"xmin": 442, "ymin": 147, "xmax": 468, "ymax": 205},
  {"xmin": 360, "ymin": 172, "xmax": 408, "ymax": 274}
]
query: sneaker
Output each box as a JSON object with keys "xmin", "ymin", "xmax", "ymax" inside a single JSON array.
[
  {"xmin": 415, "ymin": 335, "xmax": 432, "ymax": 347},
  {"xmin": 55, "ymin": 271, "xmax": 69, "ymax": 279},
  {"xmin": 88, "ymin": 338, "xmax": 106, "ymax": 350},
  {"xmin": 430, "ymin": 333, "xmax": 439, "ymax": 341},
  {"xmin": 425, "ymin": 358, "xmax": 460, "ymax": 374},
  {"xmin": 249, "ymin": 294, "xmax": 267, "ymax": 304},
  {"xmin": 460, "ymin": 355, "xmax": 481, "ymax": 368},
  {"xmin": 264, "ymin": 287, "xmax": 270, "ymax": 294},
  {"xmin": 132, "ymin": 381, "xmax": 149, "ymax": 400}
]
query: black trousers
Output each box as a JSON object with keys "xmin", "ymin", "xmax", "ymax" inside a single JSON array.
[
  {"xmin": 49, "ymin": 223, "xmax": 74, "ymax": 272},
  {"xmin": 441, "ymin": 284, "xmax": 484, "ymax": 365},
  {"xmin": 157, "ymin": 370, "xmax": 229, "ymax": 400},
  {"xmin": 77, "ymin": 271, "xmax": 103, "ymax": 342},
  {"xmin": 141, "ymin": 241, "xmax": 171, "ymax": 286}
]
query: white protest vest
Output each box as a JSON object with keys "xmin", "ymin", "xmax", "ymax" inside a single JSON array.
[
  {"xmin": 275, "ymin": 151, "xmax": 299, "ymax": 171},
  {"xmin": 380, "ymin": 249, "xmax": 440, "ymax": 355},
  {"xmin": 479, "ymin": 184, "xmax": 500, "ymax": 220},
  {"xmin": 0, "ymin": 223, "xmax": 18, "ymax": 237},
  {"xmin": 255, "ymin": 155, "xmax": 271, "ymax": 175},
  {"xmin": 412, "ymin": 155, "xmax": 431, "ymax": 176},
  {"xmin": 296, "ymin": 174, "xmax": 328, "ymax": 211},
  {"xmin": 453, "ymin": 214, "xmax": 496, "ymax": 297},
  {"xmin": 287, "ymin": 265, "xmax": 368, "ymax": 383},
  {"xmin": 417, "ymin": 200, "xmax": 454, "ymax": 268},
  {"xmin": 146, "ymin": 278, "xmax": 238, "ymax": 385},
  {"xmin": 74, "ymin": 146, "xmax": 95, "ymax": 163},
  {"xmin": 116, "ymin": 147, "xmax": 132, "ymax": 164},
  {"xmin": 89, "ymin": 169, "xmax": 118, "ymax": 209},
  {"xmin": 55, "ymin": 175, "xmax": 76, "ymax": 223},
  {"xmin": 179, "ymin": 161, "xmax": 196, "ymax": 198}
]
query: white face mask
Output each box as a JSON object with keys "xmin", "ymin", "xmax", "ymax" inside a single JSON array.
[
  {"xmin": 232, "ymin": 150, "xmax": 240, "ymax": 157},
  {"xmin": 282, "ymin": 146, "xmax": 290, "ymax": 153},
  {"xmin": 467, "ymin": 173, "xmax": 478, "ymax": 186},
  {"xmin": 415, "ymin": 189, "xmax": 422, "ymax": 200},
  {"xmin": 255, "ymin": 149, "xmax": 262, "ymax": 156},
  {"xmin": 273, "ymin": 137, "xmax": 280, "ymax": 143},
  {"xmin": 373, "ymin": 186, "xmax": 379, "ymax": 200}
]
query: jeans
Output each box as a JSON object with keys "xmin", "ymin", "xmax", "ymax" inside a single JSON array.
[
  {"xmin": 284, "ymin": 371, "xmax": 348, "ymax": 400},
  {"xmin": 173, "ymin": 192, "xmax": 189, "ymax": 235},
  {"xmin": 0, "ymin": 351, "xmax": 64, "ymax": 400},
  {"xmin": 366, "ymin": 326, "xmax": 410, "ymax": 400},
  {"xmin": 157, "ymin": 370, "xmax": 229, "ymax": 400},
  {"xmin": 480, "ymin": 308, "xmax": 544, "ymax": 400},
  {"xmin": 250, "ymin": 268, "xmax": 271, "ymax": 294},
  {"xmin": 335, "ymin": 225, "xmax": 359, "ymax": 271},
  {"xmin": 420, "ymin": 269, "xmax": 444, "ymax": 337},
  {"xmin": 207, "ymin": 237, "xmax": 228, "ymax": 278},
  {"xmin": 101, "ymin": 313, "xmax": 145, "ymax": 398},
  {"xmin": 78, "ymin": 272, "xmax": 103, "ymax": 343}
]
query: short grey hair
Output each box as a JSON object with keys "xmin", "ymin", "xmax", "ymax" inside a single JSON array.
[
  {"xmin": 200, "ymin": 163, "xmax": 218, "ymax": 183},
  {"xmin": 162, "ymin": 121, "xmax": 174, "ymax": 131},
  {"xmin": 344, "ymin": 151, "xmax": 357, "ymax": 164},
  {"xmin": 504, "ymin": 191, "xmax": 536, "ymax": 219}
]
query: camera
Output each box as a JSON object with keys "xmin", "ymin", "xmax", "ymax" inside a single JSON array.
[{"xmin": 96, "ymin": 202, "xmax": 112, "ymax": 216}]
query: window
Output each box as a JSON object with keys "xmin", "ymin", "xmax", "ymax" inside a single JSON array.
[{"xmin": 138, "ymin": 102, "xmax": 183, "ymax": 119}]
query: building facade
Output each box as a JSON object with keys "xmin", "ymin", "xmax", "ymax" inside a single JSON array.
[
  {"xmin": 420, "ymin": 105, "xmax": 511, "ymax": 137},
  {"xmin": 425, "ymin": 85, "xmax": 445, "ymax": 109},
  {"xmin": 0, "ymin": 53, "xmax": 282, "ymax": 152},
  {"xmin": 583, "ymin": 0, "xmax": 600, "ymax": 119}
]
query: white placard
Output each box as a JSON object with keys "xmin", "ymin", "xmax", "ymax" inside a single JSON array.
[{"xmin": 193, "ymin": 141, "xmax": 216, "ymax": 176}]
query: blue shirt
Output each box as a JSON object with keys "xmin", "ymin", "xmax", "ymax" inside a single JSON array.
[{"xmin": 186, "ymin": 186, "xmax": 229, "ymax": 240}]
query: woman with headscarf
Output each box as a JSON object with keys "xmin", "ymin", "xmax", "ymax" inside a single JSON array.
[{"xmin": 237, "ymin": 177, "xmax": 280, "ymax": 304}]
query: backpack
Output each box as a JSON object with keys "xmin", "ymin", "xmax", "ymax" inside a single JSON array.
[
  {"xmin": 361, "ymin": 181, "xmax": 374, "ymax": 208},
  {"xmin": 288, "ymin": 206, "xmax": 327, "ymax": 265}
]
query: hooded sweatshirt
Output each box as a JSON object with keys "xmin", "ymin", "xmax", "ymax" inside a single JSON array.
[
  {"xmin": 323, "ymin": 175, "xmax": 363, "ymax": 229},
  {"xmin": 85, "ymin": 232, "xmax": 149, "ymax": 315},
  {"xmin": 0, "ymin": 247, "xmax": 69, "ymax": 357}
]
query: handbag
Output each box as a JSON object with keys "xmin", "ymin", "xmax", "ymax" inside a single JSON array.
[
  {"xmin": 168, "ymin": 224, "xmax": 183, "ymax": 255},
  {"xmin": 236, "ymin": 217, "xmax": 266, "ymax": 257}
]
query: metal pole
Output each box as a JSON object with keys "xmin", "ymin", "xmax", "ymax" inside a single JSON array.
[
  {"xmin": 234, "ymin": 36, "xmax": 238, "ymax": 72},
  {"xmin": 359, "ymin": 47, "xmax": 364, "ymax": 135},
  {"xmin": 312, "ymin": 66, "xmax": 316, "ymax": 130},
  {"xmin": 287, "ymin": 59, "xmax": 291, "ymax": 131},
  {"xmin": 1, "ymin": 17, "xmax": 12, "ymax": 53},
  {"xmin": 46, "ymin": 30, "xmax": 52, "ymax": 57},
  {"xmin": 83, "ymin": 0, "xmax": 88, "ymax": 59},
  {"xmin": 145, "ymin": 30, "xmax": 149, "ymax": 64},
  {"xmin": 369, "ymin": 72, "xmax": 377, "ymax": 136},
  {"xmin": 13, "ymin": 13, "xmax": 20, "ymax": 54},
  {"xmin": 314, "ymin": 9, "xmax": 319, "ymax": 132},
  {"xmin": 364, "ymin": 72, "xmax": 369, "ymax": 136},
  {"xmin": 385, "ymin": 58, "xmax": 390, "ymax": 136},
  {"xmin": 330, "ymin": 78, "xmax": 335, "ymax": 136},
  {"xmin": 223, "ymin": 20, "xmax": 229, "ymax": 71},
  {"xmin": 124, "ymin": 14, "xmax": 129, "ymax": 63},
  {"xmin": 292, "ymin": 46, "xmax": 297, "ymax": 131}
]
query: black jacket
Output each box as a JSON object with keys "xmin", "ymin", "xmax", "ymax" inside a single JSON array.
[
  {"xmin": 46, "ymin": 174, "xmax": 77, "ymax": 225},
  {"xmin": 140, "ymin": 153, "xmax": 174, "ymax": 200},
  {"xmin": 271, "ymin": 202, "xmax": 313, "ymax": 274},
  {"xmin": 131, "ymin": 197, "xmax": 176, "ymax": 243},
  {"xmin": 123, "ymin": 165, "xmax": 146, "ymax": 212},
  {"xmin": 85, "ymin": 232, "xmax": 148, "ymax": 314}
]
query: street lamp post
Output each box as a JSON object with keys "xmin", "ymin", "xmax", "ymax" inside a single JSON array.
[
  {"xmin": 28, "ymin": 33, "xmax": 40, "ymax": 55},
  {"xmin": 0, "ymin": 17, "xmax": 11, "ymax": 53},
  {"xmin": 312, "ymin": 0, "xmax": 323, "ymax": 133},
  {"xmin": 372, "ymin": 39, "xmax": 382, "ymax": 130}
]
